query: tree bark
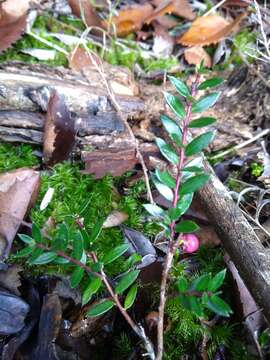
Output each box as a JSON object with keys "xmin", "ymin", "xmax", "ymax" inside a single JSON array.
[{"xmin": 198, "ymin": 161, "xmax": 270, "ymax": 324}]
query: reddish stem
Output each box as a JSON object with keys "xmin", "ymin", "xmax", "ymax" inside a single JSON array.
[{"xmin": 156, "ymin": 73, "xmax": 201, "ymax": 360}]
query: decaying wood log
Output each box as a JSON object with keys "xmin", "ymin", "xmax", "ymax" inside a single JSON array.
[
  {"xmin": 0, "ymin": 62, "xmax": 143, "ymax": 153},
  {"xmin": 198, "ymin": 161, "xmax": 270, "ymax": 324}
]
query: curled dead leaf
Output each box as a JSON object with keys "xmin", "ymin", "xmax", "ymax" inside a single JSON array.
[
  {"xmin": 0, "ymin": 0, "xmax": 30, "ymax": 53},
  {"xmin": 148, "ymin": 0, "xmax": 195, "ymax": 22},
  {"xmin": 104, "ymin": 3, "xmax": 153, "ymax": 37},
  {"xmin": 68, "ymin": 0, "xmax": 103, "ymax": 28},
  {"xmin": 178, "ymin": 13, "xmax": 247, "ymax": 46},
  {"xmin": 184, "ymin": 46, "xmax": 212, "ymax": 68}
]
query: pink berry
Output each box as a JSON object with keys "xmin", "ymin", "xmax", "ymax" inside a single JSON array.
[{"xmin": 182, "ymin": 234, "xmax": 200, "ymax": 253}]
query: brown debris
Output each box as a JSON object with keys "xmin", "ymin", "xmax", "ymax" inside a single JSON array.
[
  {"xmin": 0, "ymin": 168, "xmax": 40, "ymax": 258},
  {"xmin": 184, "ymin": 46, "xmax": 212, "ymax": 68},
  {"xmin": 43, "ymin": 91, "xmax": 75, "ymax": 166}
]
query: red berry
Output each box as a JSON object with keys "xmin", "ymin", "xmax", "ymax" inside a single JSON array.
[{"xmin": 182, "ymin": 233, "xmax": 200, "ymax": 253}]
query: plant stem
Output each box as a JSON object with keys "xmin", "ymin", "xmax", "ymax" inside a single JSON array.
[
  {"xmin": 35, "ymin": 243, "xmax": 155, "ymax": 359},
  {"xmin": 156, "ymin": 74, "xmax": 200, "ymax": 360}
]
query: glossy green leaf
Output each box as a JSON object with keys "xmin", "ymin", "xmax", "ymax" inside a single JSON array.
[
  {"xmin": 191, "ymin": 274, "xmax": 211, "ymax": 292},
  {"xmin": 54, "ymin": 223, "xmax": 68, "ymax": 250},
  {"xmin": 160, "ymin": 114, "xmax": 182, "ymax": 146},
  {"xmin": 32, "ymin": 223, "xmax": 42, "ymax": 243},
  {"xmin": 115, "ymin": 270, "xmax": 140, "ymax": 294},
  {"xmin": 143, "ymin": 204, "xmax": 164, "ymax": 217},
  {"xmin": 183, "ymin": 166, "xmax": 204, "ymax": 173},
  {"xmin": 87, "ymin": 299, "xmax": 115, "ymax": 317},
  {"xmin": 18, "ymin": 234, "xmax": 35, "ymax": 246},
  {"xmin": 175, "ymin": 220, "xmax": 199, "ymax": 233},
  {"xmin": 153, "ymin": 178, "xmax": 174, "ymax": 201},
  {"xmin": 82, "ymin": 276, "xmax": 102, "ymax": 305},
  {"xmin": 102, "ymin": 244, "xmax": 130, "ymax": 265},
  {"xmin": 185, "ymin": 131, "xmax": 215, "ymax": 156},
  {"xmin": 31, "ymin": 251, "xmax": 57, "ymax": 265},
  {"xmin": 192, "ymin": 92, "xmax": 221, "ymax": 113},
  {"xmin": 54, "ymin": 256, "xmax": 70, "ymax": 264},
  {"xmin": 156, "ymin": 138, "xmax": 179, "ymax": 165},
  {"xmin": 188, "ymin": 117, "xmax": 216, "ymax": 128},
  {"xmin": 124, "ymin": 284, "xmax": 138, "ymax": 309},
  {"xmin": 156, "ymin": 169, "xmax": 176, "ymax": 188},
  {"xmin": 206, "ymin": 295, "xmax": 232, "ymax": 317},
  {"xmin": 178, "ymin": 277, "xmax": 188, "ymax": 292},
  {"xmin": 14, "ymin": 246, "xmax": 34, "ymax": 258},
  {"xmin": 28, "ymin": 247, "xmax": 44, "ymax": 263},
  {"xmin": 168, "ymin": 76, "xmax": 191, "ymax": 98},
  {"xmin": 168, "ymin": 207, "xmax": 183, "ymax": 221},
  {"xmin": 180, "ymin": 174, "xmax": 210, "ymax": 195},
  {"xmin": 177, "ymin": 193, "xmax": 193, "ymax": 216},
  {"xmin": 72, "ymin": 232, "xmax": 84, "ymax": 261},
  {"xmin": 208, "ymin": 269, "xmax": 226, "ymax": 292},
  {"xmin": 164, "ymin": 92, "xmax": 186, "ymax": 118},
  {"xmin": 70, "ymin": 266, "xmax": 84, "ymax": 288},
  {"xmin": 198, "ymin": 77, "xmax": 223, "ymax": 90}
]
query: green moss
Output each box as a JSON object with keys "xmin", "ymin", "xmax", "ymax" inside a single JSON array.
[{"xmin": 0, "ymin": 143, "xmax": 39, "ymax": 172}]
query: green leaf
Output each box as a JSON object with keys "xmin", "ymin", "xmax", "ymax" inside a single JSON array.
[
  {"xmin": 168, "ymin": 76, "xmax": 191, "ymax": 98},
  {"xmin": 188, "ymin": 117, "xmax": 216, "ymax": 128},
  {"xmin": 168, "ymin": 207, "xmax": 183, "ymax": 221},
  {"xmin": 70, "ymin": 266, "xmax": 84, "ymax": 288},
  {"xmin": 183, "ymin": 166, "xmax": 204, "ymax": 173},
  {"xmin": 115, "ymin": 270, "xmax": 140, "ymax": 295},
  {"xmin": 28, "ymin": 247, "xmax": 44, "ymax": 263},
  {"xmin": 178, "ymin": 277, "xmax": 188, "ymax": 292},
  {"xmin": 87, "ymin": 299, "xmax": 115, "ymax": 317},
  {"xmin": 164, "ymin": 92, "xmax": 186, "ymax": 118},
  {"xmin": 208, "ymin": 269, "xmax": 226, "ymax": 292},
  {"xmin": 189, "ymin": 296, "xmax": 204, "ymax": 317},
  {"xmin": 198, "ymin": 77, "xmax": 224, "ymax": 90},
  {"xmin": 143, "ymin": 204, "xmax": 164, "ymax": 218},
  {"xmin": 177, "ymin": 193, "xmax": 193, "ymax": 216},
  {"xmin": 31, "ymin": 251, "xmax": 57, "ymax": 265},
  {"xmin": 180, "ymin": 174, "xmax": 210, "ymax": 195},
  {"xmin": 90, "ymin": 219, "xmax": 104, "ymax": 242},
  {"xmin": 156, "ymin": 138, "xmax": 179, "ymax": 165},
  {"xmin": 191, "ymin": 274, "xmax": 211, "ymax": 292},
  {"xmin": 206, "ymin": 295, "xmax": 232, "ymax": 317},
  {"xmin": 185, "ymin": 131, "xmax": 215, "ymax": 156},
  {"xmin": 72, "ymin": 232, "xmax": 84, "ymax": 261},
  {"xmin": 18, "ymin": 234, "xmax": 35, "ymax": 246},
  {"xmin": 192, "ymin": 92, "xmax": 221, "ymax": 113},
  {"xmin": 82, "ymin": 277, "xmax": 102, "ymax": 305},
  {"xmin": 153, "ymin": 178, "xmax": 174, "ymax": 201},
  {"xmin": 175, "ymin": 220, "xmax": 199, "ymax": 233},
  {"xmin": 160, "ymin": 114, "xmax": 182, "ymax": 147},
  {"xmin": 156, "ymin": 169, "xmax": 176, "ymax": 188},
  {"xmin": 54, "ymin": 256, "xmax": 70, "ymax": 264},
  {"xmin": 102, "ymin": 244, "xmax": 130, "ymax": 265},
  {"xmin": 32, "ymin": 223, "xmax": 42, "ymax": 243},
  {"xmin": 124, "ymin": 284, "xmax": 138, "ymax": 310},
  {"xmin": 14, "ymin": 246, "xmax": 34, "ymax": 258},
  {"xmin": 54, "ymin": 223, "xmax": 68, "ymax": 250}
]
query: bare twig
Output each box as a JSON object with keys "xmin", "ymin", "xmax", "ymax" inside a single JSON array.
[
  {"xmin": 209, "ymin": 128, "xmax": 270, "ymax": 160},
  {"xmin": 156, "ymin": 73, "xmax": 201, "ymax": 360},
  {"xmin": 203, "ymin": 0, "xmax": 227, "ymax": 17}
]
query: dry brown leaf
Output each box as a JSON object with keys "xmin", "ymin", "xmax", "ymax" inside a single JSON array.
[
  {"xmin": 178, "ymin": 13, "xmax": 247, "ymax": 46},
  {"xmin": 152, "ymin": 21, "xmax": 174, "ymax": 58},
  {"xmin": 184, "ymin": 46, "xmax": 212, "ymax": 67},
  {"xmin": 148, "ymin": 0, "xmax": 195, "ymax": 22},
  {"xmin": 0, "ymin": 0, "xmax": 30, "ymax": 53},
  {"xmin": 102, "ymin": 210, "xmax": 129, "ymax": 228},
  {"xmin": 0, "ymin": 168, "xmax": 40, "ymax": 258},
  {"xmin": 105, "ymin": 3, "xmax": 153, "ymax": 37},
  {"xmin": 69, "ymin": 47, "xmax": 102, "ymax": 71},
  {"xmin": 68, "ymin": 0, "xmax": 103, "ymax": 28}
]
